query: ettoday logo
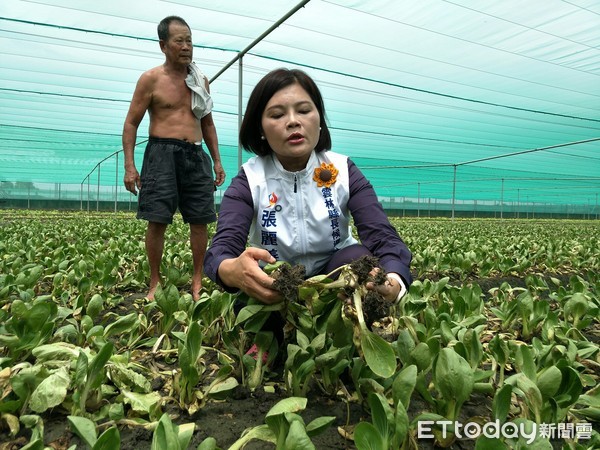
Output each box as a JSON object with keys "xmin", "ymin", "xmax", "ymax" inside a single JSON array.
[{"xmin": 417, "ymin": 420, "xmax": 593, "ymax": 444}]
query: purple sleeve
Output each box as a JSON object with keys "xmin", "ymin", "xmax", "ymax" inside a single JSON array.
[
  {"xmin": 347, "ymin": 159, "xmax": 413, "ymax": 286},
  {"xmin": 203, "ymin": 169, "xmax": 254, "ymax": 289}
]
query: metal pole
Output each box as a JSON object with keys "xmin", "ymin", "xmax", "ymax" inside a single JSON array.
[
  {"xmin": 97, "ymin": 165, "xmax": 100, "ymax": 212},
  {"xmin": 588, "ymin": 199, "xmax": 590, "ymax": 220},
  {"xmin": 500, "ymin": 178, "xmax": 504, "ymax": 219},
  {"xmin": 451, "ymin": 165, "xmax": 457, "ymax": 219},
  {"xmin": 209, "ymin": 0, "xmax": 311, "ymax": 83},
  {"xmin": 417, "ymin": 182, "xmax": 420, "ymax": 218},
  {"xmin": 115, "ymin": 153, "xmax": 119, "ymax": 213}
]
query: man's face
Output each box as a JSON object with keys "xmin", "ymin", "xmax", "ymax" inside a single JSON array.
[{"xmin": 161, "ymin": 22, "xmax": 192, "ymax": 65}]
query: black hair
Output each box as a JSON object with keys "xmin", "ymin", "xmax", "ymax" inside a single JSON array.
[
  {"xmin": 239, "ymin": 68, "xmax": 332, "ymax": 156},
  {"xmin": 157, "ymin": 16, "xmax": 190, "ymax": 41}
]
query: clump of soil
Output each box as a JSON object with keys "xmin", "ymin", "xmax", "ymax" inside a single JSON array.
[
  {"xmin": 349, "ymin": 255, "xmax": 391, "ymax": 326},
  {"xmin": 349, "ymin": 255, "xmax": 385, "ymax": 284},
  {"xmin": 362, "ymin": 290, "xmax": 390, "ymax": 327},
  {"xmin": 271, "ymin": 263, "xmax": 306, "ymax": 302}
]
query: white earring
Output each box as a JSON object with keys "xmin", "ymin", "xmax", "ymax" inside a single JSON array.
[{"xmin": 261, "ymin": 135, "xmax": 266, "ymax": 140}]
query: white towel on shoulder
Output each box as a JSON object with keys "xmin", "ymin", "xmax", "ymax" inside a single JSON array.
[{"xmin": 185, "ymin": 62, "xmax": 213, "ymax": 119}]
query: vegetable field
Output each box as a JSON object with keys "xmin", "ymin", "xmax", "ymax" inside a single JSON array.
[{"xmin": 0, "ymin": 210, "xmax": 598, "ymax": 450}]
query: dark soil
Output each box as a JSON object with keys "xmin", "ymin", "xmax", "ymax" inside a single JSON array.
[
  {"xmin": 1, "ymin": 271, "xmax": 594, "ymax": 449},
  {"xmin": 5, "ymin": 384, "xmax": 488, "ymax": 450},
  {"xmin": 271, "ymin": 263, "xmax": 306, "ymax": 303}
]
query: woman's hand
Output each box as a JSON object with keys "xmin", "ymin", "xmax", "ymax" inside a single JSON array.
[
  {"xmin": 365, "ymin": 270, "xmax": 406, "ymax": 303},
  {"xmin": 218, "ymin": 247, "xmax": 283, "ymax": 304},
  {"xmin": 338, "ymin": 268, "xmax": 406, "ymax": 304}
]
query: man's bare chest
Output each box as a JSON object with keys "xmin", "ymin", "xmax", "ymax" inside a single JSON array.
[{"xmin": 153, "ymin": 79, "xmax": 191, "ymax": 110}]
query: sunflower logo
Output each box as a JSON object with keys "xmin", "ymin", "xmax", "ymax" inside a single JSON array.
[{"xmin": 313, "ymin": 162, "xmax": 338, "ymax": 188}]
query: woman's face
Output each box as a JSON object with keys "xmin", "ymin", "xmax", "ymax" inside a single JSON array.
[{"xmin": 261, "ymin": 82, "xmax": 321, "ymax": 171}]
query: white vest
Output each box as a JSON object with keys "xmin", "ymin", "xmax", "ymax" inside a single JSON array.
[{"xmin": 243, "ymin": 151, "xmax": 358, "ymax": 276}]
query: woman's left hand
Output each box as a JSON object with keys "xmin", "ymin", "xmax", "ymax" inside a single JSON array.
[{"xmin": 365, "ymin": 270, "xmax": 405, "ymax": 303}]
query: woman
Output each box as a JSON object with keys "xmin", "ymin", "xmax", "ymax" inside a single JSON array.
[{"xmin": 204, "ymin": 68, "xmax": 412, "ymax": 305}]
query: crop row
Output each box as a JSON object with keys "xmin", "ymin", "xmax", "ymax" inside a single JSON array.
[{"xmin": 0, "ymin": 210, "xmax": 598, "ymax": 449}]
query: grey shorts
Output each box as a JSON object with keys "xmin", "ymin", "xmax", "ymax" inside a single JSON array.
[{"xmin": 137, "ymin": 137, "xmax": 217, "ymax": 224}]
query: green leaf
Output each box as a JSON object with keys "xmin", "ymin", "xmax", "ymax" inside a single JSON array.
[
  {"xmin": 536, "ymin": 366, "xmax": 562, "ymax": 399},
  {"xmin": 368, "ymin": 393, "xmax": 391, "ymax": 446},
  {"xmin": 305, "ymin": 416, "xmax": 335, "ymax": 437},
  {"xmin": 360, "ymin": 330, "xmax": 396, "ymax": 379},
  {"xmin": 296, "ymin": 330, "xmax": 310, "ymax": 350},
  {"xmin": 152, "ymin": 413, "xmax": 179, "ymax": 450},
  {"xmin": 74, "ymin": 350, "xmax": 89, "ymax": 388},
  {"xmin": 516, "ymin": 345, "xmax": 536, "ymax": 381},
  {"xmin": 196, "ymin": 437, "xmax": 219, "ymax": 450},
  {"xmin": 564, "ymin": 292, "xmax": 589, "ymax": 320},
  {"xmin": 266, "ymin": 397, "xmax": 307, "ymax": 420},
  {"xmin": 392, "ymin": 365, "xmax": 417, "ymax": 409},
  {"xmin": 284, "ymin": 420, "xmax": 316, "ymax": 450},
  {"xmin": 354, "ymin": 422, "xmax": 385, "ymax": 450},
  {"xmin": 395, "ymin": 329, "xmax": 415, "ymax": 365},
  {"xmin": 103, "ymin": 312, "xmax": 138, "ymax": 338},
  {"xmin": 435, "ymin": 348, "xmax": 474, "ymax": 406},
  {"xmin": 86, "ymin": 294, "xmax": 104, "ymax": 320},
  {"xmin": 93, "ymin": 427, "xmax": 120, "ymax": 450},
  {"xmin": 87, "ymin": 342, "xmax": 114, "ymax": 390},
  {"xmin": 474, "ymin": 436, "xmax": 508, "ymax": 449},
  {"xmin": 207, "ymin": 377, "xmax": 239, "ymax": 400},
  {"xmin": 235, "ymin": 304, "xmax": 280, "ymax": 326},
  {"xmin": 167, "ymin": 266, "xmax": 181, "ymax": 284},
  {"xmin": 488, "ymin": 335, "xmax": 508, "ymax": 365},
  {"xmin": 0, "ymin": 412, "xmax": 19, "ymax": 436},
  {"xmin": 19, "ymin": 438, "xmax": 45, "ymax": 450},
  {"xmin": 574, "ymin": 407, "xmax": 600, "ymax": 421},
  {"xmin": 177, "ymin": 423, "xmax": 195, "ymax": 450},
  {"xmin": 228, "ymin": 424, "xmax": 274, "ymax": 450},
  {"xmin": 20, "ymin": 302, "xmax": 57, "ymax": 345},
  {"xmin": 121, "ymin": 391, "xmax": 162, "ymax": 414},
  {"xmin": 32, "ymin": 342, "xmax": 80, "ymax": 362},
  {"xmin": 440, "ymin": 320, "xmax": 455, "ymax": 345},
  {"xmin": 492, "ymin": 383, "xmax": 512, "ymax": 422},
  {"xmin": 68, "ymin": 416, "xmax": 98, "ymax": 448},
  {"xmin": 109, "ymin": 364, "xmax": 152, "ymax": 392},
  {"xmin": 555, "ymin": 366, "xmax": 583, "ymax": 408},
  {"xmin": 391, "ymin": 401, "xmax": 409, "ymax": 449},
  {"xmin": 29, "ymin": 366, "xmax": 70, "ymax": 413},
  {"xmin": 410, "ymin": 342, "xmax": 432, "ymax": 372},
  {"xmin": 512, "ymin": 374, "xmax": 543, "ymax": 420}
]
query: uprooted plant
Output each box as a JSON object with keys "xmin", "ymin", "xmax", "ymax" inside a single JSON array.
[{"xmin": 266, "ymin": 256, "xmax": 399, "ymax": 379}]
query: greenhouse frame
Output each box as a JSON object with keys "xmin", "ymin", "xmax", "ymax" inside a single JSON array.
[{"xmin": 0, "ymin": 0, "xmax": 598, "ymax": 218}]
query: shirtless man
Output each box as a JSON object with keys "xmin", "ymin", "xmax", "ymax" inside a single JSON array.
[{"xmin": 122, "ymin": 16, "xmax": 225, "ymax": 300}]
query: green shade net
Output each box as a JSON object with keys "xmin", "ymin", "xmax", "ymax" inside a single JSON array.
[{"xmin": 0, "ymin": 0, "xmax": 598, "ymax": 214}]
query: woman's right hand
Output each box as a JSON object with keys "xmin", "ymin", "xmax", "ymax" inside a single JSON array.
[{"xmin": 217, "ymin": 247, "xmax": 283, "ymax": 304}]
